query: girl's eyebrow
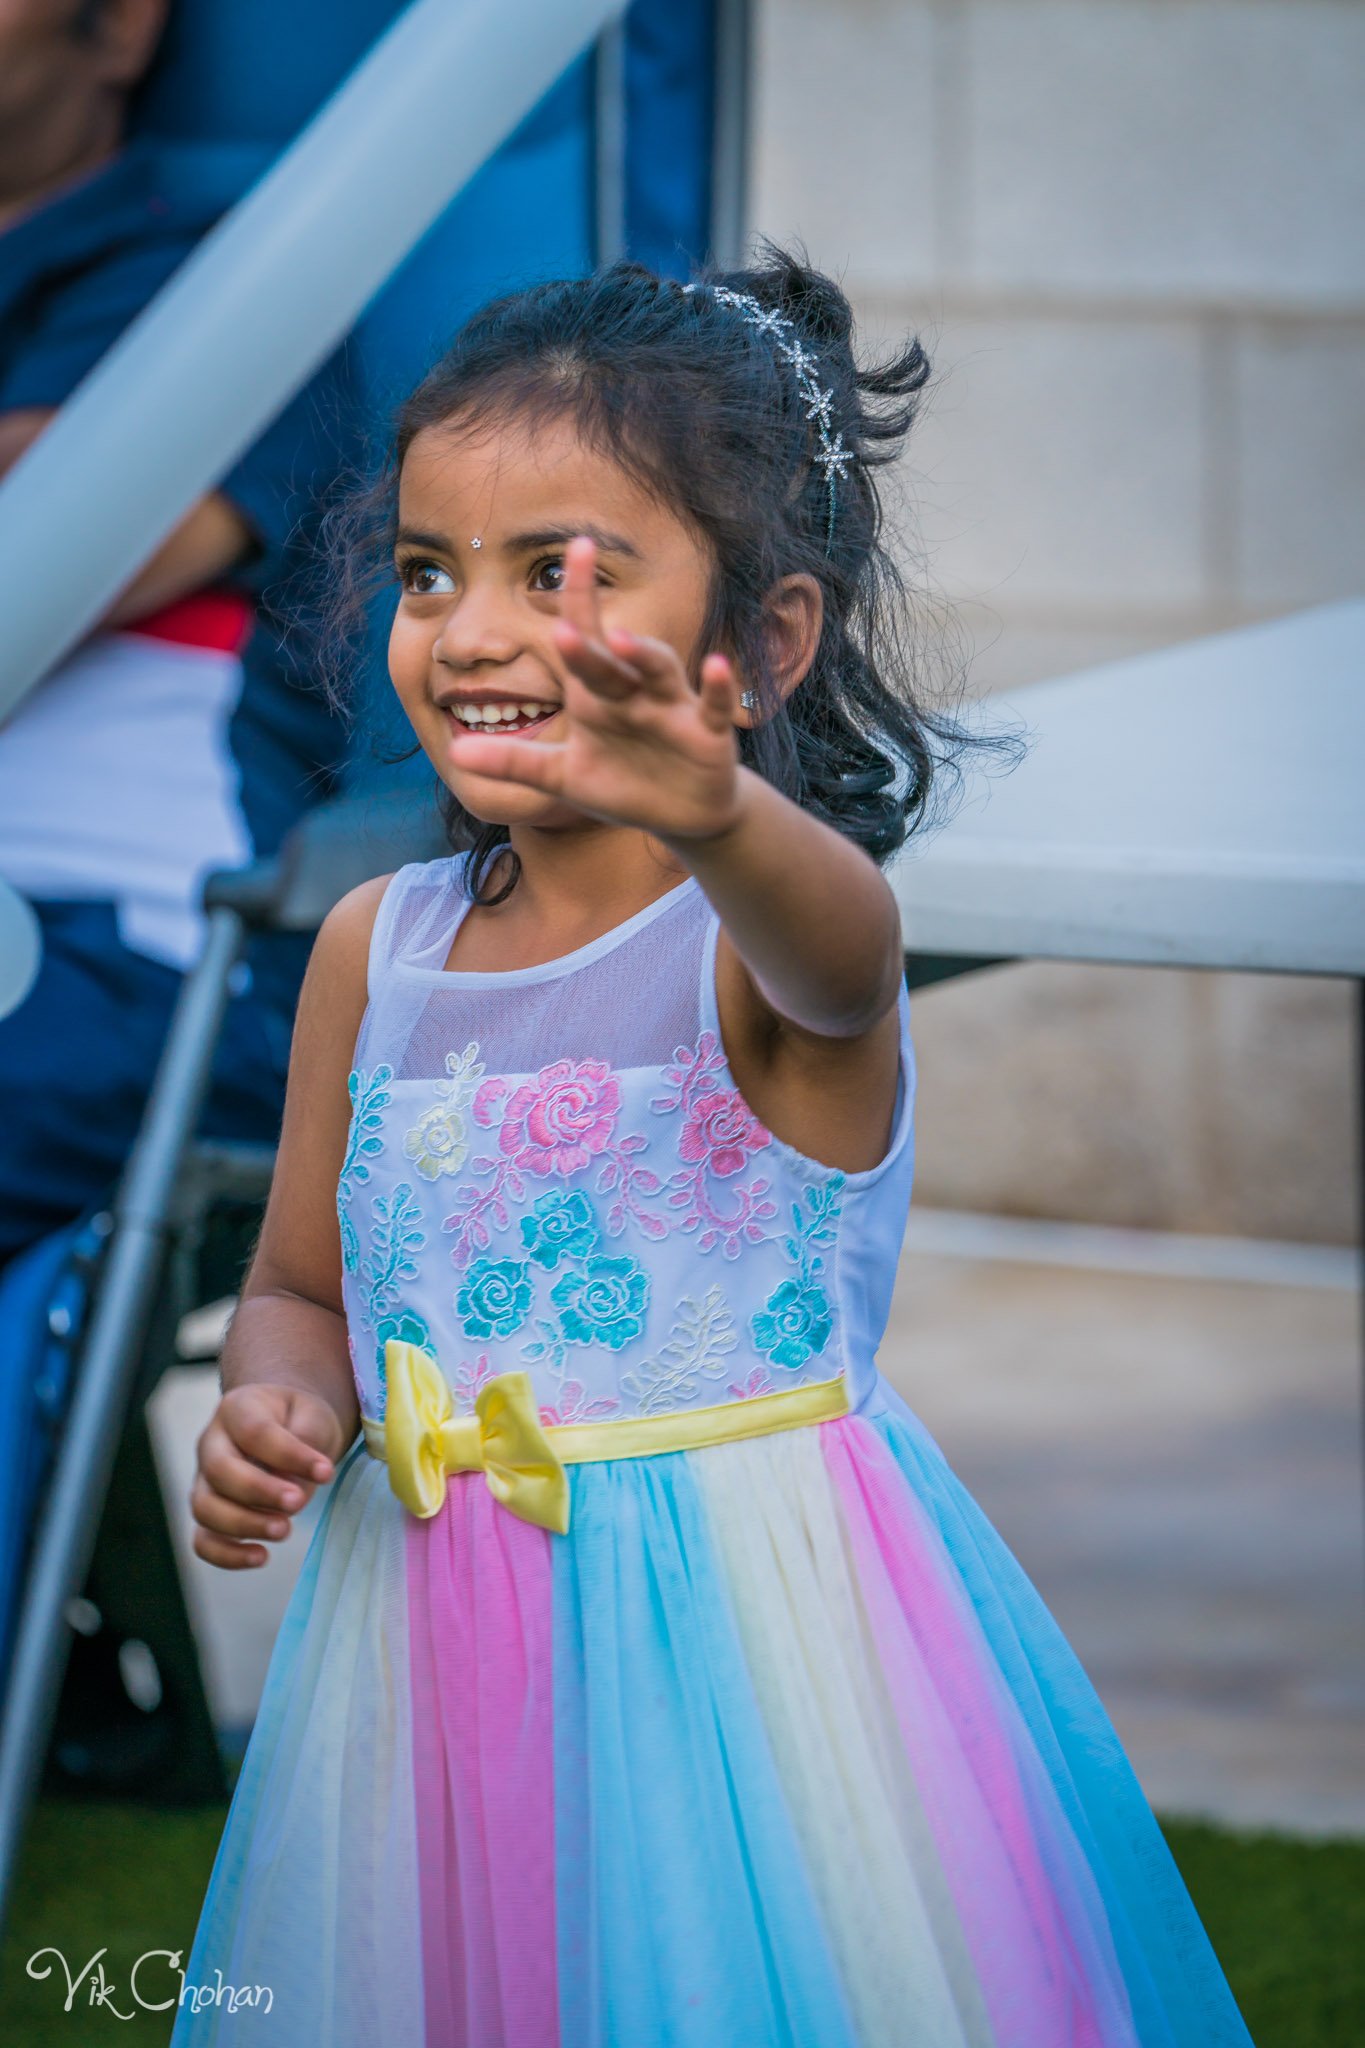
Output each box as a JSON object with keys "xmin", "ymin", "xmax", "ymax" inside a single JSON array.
[
  {"xmin": 506, "ymin": 523, "xmax": 642, "ymax": 560},
  {"xmin": 392, "ymin": 521, "xmax": 643, "ymax": 560},
  {"xmin": 393, "ymin": 525, "xmax": 452, "ymax": 554}
]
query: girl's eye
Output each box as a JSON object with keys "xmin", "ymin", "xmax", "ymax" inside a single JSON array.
[
  {"xmin": 530, "ymin": 557, "xmax": 609, "ymax": 594},
  {"xmin": 400, "ymin": 559, "xmax": 455, "ymax": 596}
]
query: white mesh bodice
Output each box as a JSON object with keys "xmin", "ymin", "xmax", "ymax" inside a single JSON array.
[{"xmin": 338, "ymin": 856, "xmax": 917, "ymax": 1427}]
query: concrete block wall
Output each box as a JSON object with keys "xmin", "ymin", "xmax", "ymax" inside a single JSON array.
[{"xmin": 750, "ymin": 0, "xmax": 1363, "ymax": 1242}]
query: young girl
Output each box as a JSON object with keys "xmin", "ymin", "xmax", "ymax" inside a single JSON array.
[{"xmin": 173, "ymin": 253, "xmax": 1252, "ymax": 2047}]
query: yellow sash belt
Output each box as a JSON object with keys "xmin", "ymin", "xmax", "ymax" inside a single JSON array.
[{"xmin": 362, "ymin": 1339, "xmax": 849, "ymax": 1533}]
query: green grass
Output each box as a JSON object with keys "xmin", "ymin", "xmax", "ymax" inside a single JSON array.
[
  {"xmin": 1160, "ymin": 1819, "xmax": 1365, "ymax": 2046},
  {"xmin": 1, "ymin": 1799, "xmax": 227, "ymax": 2044},
  {"xmin": 1, "ymin": 1801, "xmax": 1361, "ymax": 2042}
]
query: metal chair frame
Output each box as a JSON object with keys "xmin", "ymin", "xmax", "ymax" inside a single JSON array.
[{"xmin": 0, "ymin": 789, "xmax": 446, "ymax": 1929}]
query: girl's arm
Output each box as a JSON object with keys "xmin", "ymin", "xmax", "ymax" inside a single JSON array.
[
  {"xmin": 663, "ymin": 763, "xmax": 904, "ymax": 1039},
  {"xmin": 189, "ymin": 875, "xmax": 389, "ymax": 1569},
  {"xmin": 448, "ymin": 536, "xmax": 905, "ymax": 1173},
  {"xmin": 665, "ymin": 765, "xmax": 906, "ymax": 1177}
]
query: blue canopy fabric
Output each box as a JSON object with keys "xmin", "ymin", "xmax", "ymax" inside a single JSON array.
[
  {"xmin": 134, "ymin": 0, "xmax": 719, "ymax": 396},
  {"xmin": 134, "ymin": 0, "xmax": 721, "ymax": 784}
]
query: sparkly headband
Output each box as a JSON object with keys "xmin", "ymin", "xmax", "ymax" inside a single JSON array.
[{"xmin": 681, "ymin": 282, "xmax": 851, "ymax": 550}]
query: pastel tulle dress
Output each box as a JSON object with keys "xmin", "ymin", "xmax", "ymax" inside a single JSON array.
[{"xmin": 172, "ymin": 858, "xmax": 1252, "ymax": 2048}]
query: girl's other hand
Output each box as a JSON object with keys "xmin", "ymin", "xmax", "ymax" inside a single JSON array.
[
  {"xmin": 446, "ymin": 535, "xmax": 745, "ymax": 841},
  {"xmin": 189, "ymin": 1382, "xmax": 347, "ymax": 1570}
]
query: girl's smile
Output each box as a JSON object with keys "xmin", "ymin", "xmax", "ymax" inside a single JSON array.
[{"xmin": 388, "ymin": 411, "xmax": 715, "ymax": 825}]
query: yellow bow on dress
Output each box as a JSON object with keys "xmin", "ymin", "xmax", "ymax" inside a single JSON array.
[{"xmin": 374, "ymin": 1341, "xmax": 570, "ymax": 1533}]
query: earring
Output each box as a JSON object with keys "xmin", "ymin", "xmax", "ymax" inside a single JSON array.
[{"xmin": 739, "ymin": 689, "xmax": 757, "ymax": 710}]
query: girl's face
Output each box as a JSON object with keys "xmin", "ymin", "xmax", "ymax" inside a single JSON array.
[{"xmin": 388, "ymin": 410, "xmax": 715, "ymax": 830}]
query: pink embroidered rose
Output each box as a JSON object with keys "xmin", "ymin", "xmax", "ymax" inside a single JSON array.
[
  {"xmin": 496, "ymin": 1059, "xmax": 621, "ymax": 1177},
  {"xmin": 678, "ymin": 1085, "xmax": 770, "ymax": 1179}
]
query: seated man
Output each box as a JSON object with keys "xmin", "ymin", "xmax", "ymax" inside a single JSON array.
[{"xmin": 0, "ymin": 0, "xmax": 360, "ymax": 1265}]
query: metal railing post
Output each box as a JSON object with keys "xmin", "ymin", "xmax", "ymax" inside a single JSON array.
[{"xmin": 0, "ymin": 908, "xmax": 245, "ymax": 1928}]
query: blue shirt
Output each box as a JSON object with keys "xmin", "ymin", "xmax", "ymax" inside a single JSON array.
[{"xmin": 0, "ymin": 137, "xmax": 360, "ymax": 979}]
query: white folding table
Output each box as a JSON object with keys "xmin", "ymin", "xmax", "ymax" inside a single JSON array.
[
  {"xmin": 890, "ymin": 600, "xmax": 1364, "ymax": 981},
  {"xmin": 888, "ymin": 598, "xmax": 1365, "ymax": 1549}
]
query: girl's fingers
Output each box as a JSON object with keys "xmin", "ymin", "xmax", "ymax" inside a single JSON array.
[
  {"xmin": 218, "ymin": 1406, "xmax": 333, "ymax": 1487},
  {"xmin": 557, "ymin": 537, "xmax": 685, "ymax": 705},
  {"xmin": 553, "ymin": 616, "xmax": 642, "ymax": 702},
  {"xmin": 190, "ymin": 1471, "xmax": 294, "ymax": 1545},
  {"xmin": 699, "ymin": 652, "xmax": 742, "ymax": 730},
  {"xmin": 602, "ymin": 627, "xmax": 690, "ymax": 702},
  {"xmin": 191, "ymin": 1525, "xmax": 270, "ymax": 1571},
  {"xmin": 560, "ymin": 534, "xmax": 606, "ymax": 645},
  {"xmin": 447, "ymin": 727, "xmax": 565, "ymax": 792},
  {"xmin": 200, "ymin": 1419, "xmax": 314, "ymax": 1513}
]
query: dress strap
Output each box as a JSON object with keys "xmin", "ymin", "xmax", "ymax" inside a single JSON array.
[{"xmin": 364, "ymin": 857, "xmax": 463, "ymax": 1000}]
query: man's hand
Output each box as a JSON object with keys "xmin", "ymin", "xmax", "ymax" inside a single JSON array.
[{"xmin": 0, "ymin": 404, "xmax": 254, "ymax": 625}]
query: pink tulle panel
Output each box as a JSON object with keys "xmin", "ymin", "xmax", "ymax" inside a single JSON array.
[{"xmin": 406, "ymin": 1473, "xmax": 559, "ymax": 2048}]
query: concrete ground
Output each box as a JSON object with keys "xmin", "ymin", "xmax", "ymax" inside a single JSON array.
[{"xmin": 147, "ymin": 1217, "xmax": 1365, "ymax": 1837}]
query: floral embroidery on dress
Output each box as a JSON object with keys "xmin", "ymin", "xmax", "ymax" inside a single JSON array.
[
  {"xmin": 520, "ymin": 1189, "xmax": 600, "ymax": 1269},
  {"xmin": 372, "ymin": 1310, "xmax": 433, "ymax": 1416},
  {"xmin": 652, "ymin": 1034, "xmax": 778, "ymax": 1258},
  {"xmin": 360, "ymin": 1182, "xmax": 426, "ymax": 1413},
  {"xmin": 678, "ymin": 1081, "xmax": 770, "ymax": 1178},
  {"xmin": 445, "ymin": 1059, "xmax": 668, "ymax": 1266},
  {"xmin": 441, "ymin": 1056, "xmax": 618, "ymax": 1271},
  {"xmin": 403, "ymin": 1043, "xmax": 485, "ymax": 1181},
  {"xmin": 337, "ymin": 1064, "xmax": 393, "ymax": 1273},
  {"xmin": 363, "ymin": 1182, "xmax": 425, "ymax": 1320},
  {"xmin": 592, "ymin": 1132, "xmax": 667, "ymax": 1241},
  {"xmin": 478, "ymin": 1059, "xmax": 620, "ymax": 1176},
  {"xmin": 727, "ymin": 1364, "xmax": 775, "ymax": 1402},
  {"xmin": 537, "ymin": 1378, "xmax": 622, "ymax": 1426},
  {"xmin": 456, "ymin": 1257, "xmax": 534, "ymax": 1341},
  {"xmin": 551, "ymin": 1255, "xmax": 650, "ymax": 1351},
  {"xmin": 619, "ymin": 1286, "xmax": 738, "ymax": 1413},
  {"xmin": 450, "ymin": 1352, "xmax": 497, "ymax": 1413},
  {"xmin": 751, "ymin": 1176, "xmax": 844, "ymax": 1370}
]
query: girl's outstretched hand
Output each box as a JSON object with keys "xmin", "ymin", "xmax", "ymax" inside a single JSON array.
[
  {"xmin": 190, "ymin": 1382, "xmax": 346, "ymax": 1570},
  {"xmin": 447, "ymin": 535, "xmax": 745, "ymax": 840}
]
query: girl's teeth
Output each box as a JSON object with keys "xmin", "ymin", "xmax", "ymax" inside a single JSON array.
[{"xmin": 452, "ymin": 702, "xmax": 556, "ymax": 726}]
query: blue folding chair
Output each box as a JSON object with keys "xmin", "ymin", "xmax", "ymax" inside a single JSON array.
[{"xmin": 0, "ymin": 0, "xmax": 744, "ymax": 1932}]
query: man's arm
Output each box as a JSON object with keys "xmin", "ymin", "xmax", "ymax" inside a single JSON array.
[{"xmin": 0, "ymin": 404, "xmax": 255, "ymax": 624}]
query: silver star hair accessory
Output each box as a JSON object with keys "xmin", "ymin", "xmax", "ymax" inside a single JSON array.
[
  {"xmin": 814, "ymin": 431, "xmax": 853, "ymax": 485},
  {"xmin": 683, "ymin": 282, "xmax": 847, "ymax": 550}
]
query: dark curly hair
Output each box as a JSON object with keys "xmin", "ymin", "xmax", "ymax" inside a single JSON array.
[{"xmin": 320, "ymin": 244, "xmax": 1024, "ymax": 903}]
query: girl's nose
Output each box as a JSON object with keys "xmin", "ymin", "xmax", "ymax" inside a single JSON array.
[{"xmin": 432, "ymin": 585, "xmax": 521, "ymax": 670}]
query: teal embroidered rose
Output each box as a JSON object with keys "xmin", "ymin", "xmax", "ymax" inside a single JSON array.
[
  {"xmin": 750, "ymin": 1279, "xmax": 832, "ymax": 1370},
  {"xmin": 551, "ymin": 1255, "xmax": 649, "ymax": 1352},
  {"xmin": 373, "ymin": 1311, "xmax": 432, "ymax": 1375},
  {"xmin": 519, "ymin": 1189, "xmax": 601, "ymax": 1271},
  {"xmin": 457, "ymin": 1258, "xmax": 533, "ymax": 1341}
]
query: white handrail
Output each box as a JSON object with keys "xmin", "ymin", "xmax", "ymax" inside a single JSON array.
[{"xmin": 0, "ymin": 0, "xmax": 625, "ymax": 721}]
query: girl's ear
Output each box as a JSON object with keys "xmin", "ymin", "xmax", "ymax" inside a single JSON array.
[{"xmin": 740, "ymin": 574, "xmax": 823, "ymax": 727}]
